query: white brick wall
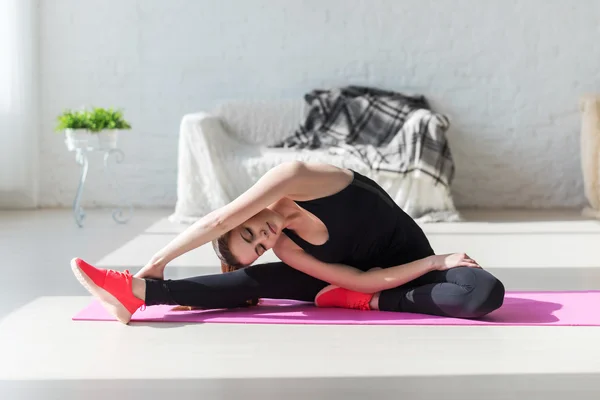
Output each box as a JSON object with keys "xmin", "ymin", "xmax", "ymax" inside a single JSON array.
[{"xmin": 39, "ymin": 0, "xmax": 600, "ymax": 209}]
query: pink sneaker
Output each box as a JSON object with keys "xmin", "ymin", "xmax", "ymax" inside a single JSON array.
[
  {"xmin": 314, "ymin": 285, "xmax": 373, "ymax": 311},
  {"xmin": 70, "ymin": 257, "xmax": 144, "ymax": 324}
]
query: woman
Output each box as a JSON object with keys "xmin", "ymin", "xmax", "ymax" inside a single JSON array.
[{"xmin": 71, "ymin": 162, "xmax": 505, "ymax": 324}]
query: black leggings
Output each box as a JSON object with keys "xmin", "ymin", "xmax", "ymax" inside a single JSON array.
[{"xmin": 145, "ymin": 261, "xmax": 505, "ymax": 319}]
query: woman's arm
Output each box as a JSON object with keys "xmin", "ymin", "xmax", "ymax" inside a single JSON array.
[
  {"xmin": 141, "ymin": 162, "xmax": 352, "ymax": 274},
  {"xmin": 274, "ymin": 239, "xmax": 480, "ymax": 293},
  {"xmin": 146, "ymin": 162, "xmax": 303, "ymax": 268}
]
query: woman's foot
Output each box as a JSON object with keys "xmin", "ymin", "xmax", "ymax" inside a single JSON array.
[
  {"xmin": 315, "ymin": 267, "xmax": 383, "ymax": 311},
  {"xmin": 70, "ymin": 258, "xmax": 145, "ymax": 324},
  {"xmin": 314, "ymin": 285, "xmax": 375, "ymax": 311}
]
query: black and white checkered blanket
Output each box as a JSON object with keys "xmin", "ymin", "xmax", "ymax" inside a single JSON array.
[{"xmin": 272, "ymin": 86, "xmax": 455, "ymax": 187}]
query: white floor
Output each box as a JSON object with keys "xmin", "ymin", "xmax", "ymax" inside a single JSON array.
[{"xmin": 1, "ymin": 208, "xmax": 600, "ymax": 399}]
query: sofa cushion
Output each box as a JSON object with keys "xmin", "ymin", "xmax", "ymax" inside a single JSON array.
[{"xmin": 213, "ymin": 100, "xmax": 305, "ymax": 146}]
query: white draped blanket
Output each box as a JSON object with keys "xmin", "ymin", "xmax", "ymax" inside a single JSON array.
[{"xmin": 169, "ymin": 101, "xmax": 461, "ymax": 224}]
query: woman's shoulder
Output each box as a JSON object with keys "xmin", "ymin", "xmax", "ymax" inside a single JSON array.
[{"xmin": 279, "ymin": 162, "xmax": 354, "ymax": 202}]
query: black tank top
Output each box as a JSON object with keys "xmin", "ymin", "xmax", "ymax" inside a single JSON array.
[{"xmin": 282, "ymin": 170, "xmax": 433, "ymax": 271}]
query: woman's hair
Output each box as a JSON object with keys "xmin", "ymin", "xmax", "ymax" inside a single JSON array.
[
  {"xmin": 212, "ymin": 231, "xmax": 259, "ymax": 306},
  {"xmin": 211, "ymin": 230, "xmax": 244, "ymax": 272}
]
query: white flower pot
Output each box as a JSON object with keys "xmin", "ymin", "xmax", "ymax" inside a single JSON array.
[
  {"xmin": 65, "ymin": 129, "xmax": 95, "ymax": 151},
  {"xmin": 64, "ymin": 129, "xmax": 119, "ymax": 151},
  {"xmin": 98, "ymin": 130, "xmax": 119, "ymax": 150}
]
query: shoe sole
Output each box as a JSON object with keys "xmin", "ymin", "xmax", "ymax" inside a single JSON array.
[{"xmin": 70, "ymin": 258, "xmax": 133, "ymax": 324}]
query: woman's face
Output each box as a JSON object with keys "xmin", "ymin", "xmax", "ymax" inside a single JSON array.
[{"xmin": 227, "ymin": 208, "xmax": 284, "ymax": 266}]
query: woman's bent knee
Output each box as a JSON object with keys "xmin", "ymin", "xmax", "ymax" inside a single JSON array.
[
  {"xmin": 447, "ymin": 269, "xmax": 505, "ymax": 318},
  {"xmin": 463, "ymin": 274, "xmax": 505, "ymax": 318}
]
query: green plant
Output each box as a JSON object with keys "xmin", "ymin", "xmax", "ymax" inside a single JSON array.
[{"xmin": 55, "ymin": 107, "xmax": 132, "ymax": 133}]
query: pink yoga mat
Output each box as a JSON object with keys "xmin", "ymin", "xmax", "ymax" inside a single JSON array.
[{"xmin": 72, "ymin": 291, "xmax": 600, "ymax": 326}]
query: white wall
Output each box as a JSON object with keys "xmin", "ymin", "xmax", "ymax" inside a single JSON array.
[
  {"xmin": 39, "ymin": 0, "xmax": 600, "ymax": 209},
  {"xmin": 0, "ymin": 0, "xmax": 39, "ymax": 208}
]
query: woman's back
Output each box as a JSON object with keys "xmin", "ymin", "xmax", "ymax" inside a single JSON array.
[{"xmin": 283, "ymin": 171, "xmax": 433, "ymax": 270}]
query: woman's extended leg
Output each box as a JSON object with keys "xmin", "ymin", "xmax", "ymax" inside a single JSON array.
[
  {"xmin": 143, "ymin": 261, "xmax": 329, "ymax": 309},
  {"xmin": 72, "ymin": 258, "xmax": 328, "ymax": 324},
  {"xmin": 377, "ymin": 267, "xmax": 505, "ymax": 318}
]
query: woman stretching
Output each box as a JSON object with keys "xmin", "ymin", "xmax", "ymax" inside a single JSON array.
[{"xmin": 71, "ymin": 162, "xmax": 505, "ymax": 324}]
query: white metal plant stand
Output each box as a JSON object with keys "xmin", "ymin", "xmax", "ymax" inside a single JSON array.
[{"xmin": 65, "ymin": 130, "xmax": 133, "ymax": 227}]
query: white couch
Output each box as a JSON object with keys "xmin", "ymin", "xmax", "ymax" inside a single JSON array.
[{"xmin": 168, "ymin": 100, "xmax": 460, "ymax": 224}]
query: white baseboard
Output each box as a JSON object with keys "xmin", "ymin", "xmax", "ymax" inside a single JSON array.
[{"xmin": 0, "ymin": 189, "xmax": 38, "ymax": 209}]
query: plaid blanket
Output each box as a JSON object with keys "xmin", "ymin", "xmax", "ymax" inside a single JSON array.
[{"xmin": 272, "ymin": 86, "xmax": 455, "ymax": 187}]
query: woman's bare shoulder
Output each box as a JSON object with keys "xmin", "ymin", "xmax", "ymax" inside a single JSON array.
[{"xmin": 279, "ymin": 162, "xmax": 354, "ymax": 201}]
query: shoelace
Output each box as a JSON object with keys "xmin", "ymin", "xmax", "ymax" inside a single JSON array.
[
  {"xmin": 107, "ymin": 269, "xmax": 133, "ymax": 281},
  {"xmin": 110, "ymin": 269, "xmax": 146, "ymax": 311},
  {"xmin": 351, "ymin": 298, "xmax": 371, "ymax": 311}
]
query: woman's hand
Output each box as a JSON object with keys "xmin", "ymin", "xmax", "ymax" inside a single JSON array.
[
  {"xmin": 430, "ymin": 253, "xmax": 481, "ymax": 271},
  {"xmin": 134, "ymin": 259, "xmax": 166, "ymax": 280}
]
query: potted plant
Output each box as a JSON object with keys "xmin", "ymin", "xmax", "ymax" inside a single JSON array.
[{"xmin": 56, "ymin": 107, "xmax": 132, "ymax": 151}]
